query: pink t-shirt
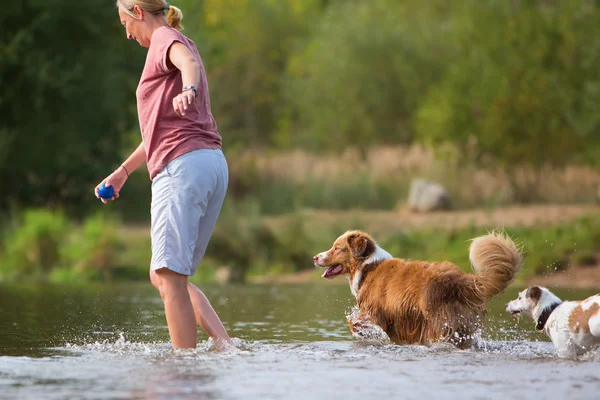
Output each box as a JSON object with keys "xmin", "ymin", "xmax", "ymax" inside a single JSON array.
[{"xmin": 136, "ymin": 26, "xmax": 222, "ymax": 179}]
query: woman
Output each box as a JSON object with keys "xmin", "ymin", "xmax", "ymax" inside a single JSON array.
[{"xmin": 95, "ymin": 0, "xmax": 233, "ymax": 350}]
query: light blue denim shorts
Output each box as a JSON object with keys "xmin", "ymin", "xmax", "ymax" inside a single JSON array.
[{"xmin": 150, "ymin": 148, "xmax": 228, "ymax": 276}]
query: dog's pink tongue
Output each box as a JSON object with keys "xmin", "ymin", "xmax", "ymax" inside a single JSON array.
[{"xmin": 321, "ymin": 265, "xmax": 343, "ymax": 279}]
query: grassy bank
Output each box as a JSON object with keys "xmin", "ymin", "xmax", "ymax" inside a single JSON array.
[
  {"xmin": 1, "ymin": 205, "xmax": 599, "ymax": 284},
  {"xmin": 228, "ymin": 146, "xmax": 600, "ymax": 211},
  {"xmin": 114, "ymin": 146, "xmax": 600, "ymax": 222}
]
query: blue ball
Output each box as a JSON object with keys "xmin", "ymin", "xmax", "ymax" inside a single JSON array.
[{"xmin": 98, "ymin": 183, "xmax": 115, "ymax": 200}]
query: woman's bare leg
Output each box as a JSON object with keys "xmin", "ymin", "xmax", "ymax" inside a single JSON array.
[
  {"xmin": 187, "ymin": 282, "xmax": 233, "ymax": 349},
  {"xmin": 151, "ymin": 269, "xmax": 197, "ymax": 348}
]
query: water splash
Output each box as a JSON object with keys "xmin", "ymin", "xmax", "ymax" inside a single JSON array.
[
  {"xmin": 64, "ymin": 332, "xmax": 247, "ymax": 358},
  {"xmin": 345, "ymin": 306, "xmax": 391, "ymax": 344},
  {"xmin": 58, "ymin": 324, "xmax": 599, "ymax": 363},
  {"xmin": 65, "ymin": 332, "xmax": 171, "ymax": 356}
]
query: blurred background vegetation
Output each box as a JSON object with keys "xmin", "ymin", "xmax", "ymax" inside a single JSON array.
[{"xmin": 1, "ymin": 0, "xmax": 600, "ymax": 284}]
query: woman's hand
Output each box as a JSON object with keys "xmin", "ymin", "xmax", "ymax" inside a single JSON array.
[
  {"xmin": 94, "ymin": 166, "xmax": 129, "ymax": 204},
  {"xmin": 173, "ymin": 89, "xmax": 196, "ymax": 117}
]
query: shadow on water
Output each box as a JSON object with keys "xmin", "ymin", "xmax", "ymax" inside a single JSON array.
[{"xmin": 0, "ymin": 282, "xmax": 599, "ymax": 399}]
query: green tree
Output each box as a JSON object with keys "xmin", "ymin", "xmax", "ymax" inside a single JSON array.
[
  {"xmin": 283, "ymin": 0, "xmax": 454, "ymax": 151},
  {"xmin": 0, "ymin": 0, "xmax": 144, "ymax": 214},
  {"xmin": 417, "ymin": 0, "xmax": 600, "ymax": 170},
  {"xmin": 184, "ymin": 0, "xmax": 324, "ymax": 150}
]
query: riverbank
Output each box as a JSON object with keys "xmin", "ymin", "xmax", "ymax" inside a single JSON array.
[
  {"xmin": 263, "ymin": 203, "xmax": 600, "ymax": 237},
  {"xmin": 130, "ymin": 203, "xmax": 600, "ymax": 285},
  {"xmin": 2, "ymin": 204, "xmax": 599, "ymax": 284}
]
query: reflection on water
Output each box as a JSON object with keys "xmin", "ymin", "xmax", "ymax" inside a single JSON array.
[{"xmin": 0, "ymin": 283, "xmax": 599, "ymax": 399}]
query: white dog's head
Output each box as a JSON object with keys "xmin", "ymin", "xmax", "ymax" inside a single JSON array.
[{"xmin": 505, "ymin": 286, "xmax": 562, "ymax": 321}]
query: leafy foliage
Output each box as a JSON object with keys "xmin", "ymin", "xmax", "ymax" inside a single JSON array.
[
  {"xmin": 2, "ymin": 0, "xmax": 600, "ymax": 218},
  {"xmin": 61, "ymin": 212, "xmax": 123, "ymax": 281},
  {"xmin": 185, "ymin": 0, "xmax": 324, "ymax": 150},
  {"xmin": 0, "ymin": 209, "xmax": 68, "ymax": 279},
  {"xmin": 284, "ymin": 0, "xmax": 453, "ymax": 150},
  {"xmin": 416, "ymin": 0, "xmax": 600, "ymax": 169},
  {"xmin": 0, "ymin": 0, "xmax": 144, "ymax": 213},
  {"xmin": 206, "ymin": 199, "xmax": 279, "ymax": 282}
]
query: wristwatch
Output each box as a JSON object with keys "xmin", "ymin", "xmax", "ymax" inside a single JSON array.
[{"xmin": 182, "ymin": 85, "xmax": 197, "ymax": 97}]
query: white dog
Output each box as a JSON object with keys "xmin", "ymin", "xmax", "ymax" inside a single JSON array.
[{"xmin": 506, "ymin": 286, "xmax": 600, "ymax": 357}]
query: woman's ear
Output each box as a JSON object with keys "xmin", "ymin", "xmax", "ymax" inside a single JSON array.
[{"xmin": 133, "ymin": 5, "xmax": 144, "ymax": 19}]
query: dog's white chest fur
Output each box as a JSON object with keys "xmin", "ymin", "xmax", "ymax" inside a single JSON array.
[{"xmin": 348, "ymin": 246, "xmax": 392, "ymax": 297}]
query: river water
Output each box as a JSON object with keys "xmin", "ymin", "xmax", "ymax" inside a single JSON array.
[{"xmin": 0, "ymin": 283, "xmax": 598, "ymax": 399}]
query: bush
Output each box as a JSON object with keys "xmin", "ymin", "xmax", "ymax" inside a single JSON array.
[
  {"xmin": 206, "ymin": 199, "xmax": 279, "ymax": 282},
  {"xmin": 379, "ymin": 215, "xmax": 600, "ymax": 279},
  {"xmin": 61, "ymin": 212, "xmax": 123, "ymax": 281},
  {"xmin": 271, "ymin": 210, "xmax": 316, "ymax": 272},
  {"xmin": 520, "ymin": 216, "xmax": 600, "ymax": 275},
  {"xmin": 0, "ymin": 209, "xmax": 68, "ymax": 280}
]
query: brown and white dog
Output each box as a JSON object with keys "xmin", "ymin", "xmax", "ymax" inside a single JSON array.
[
  {"xmin": 313, "ymin": 230, "xmax": 523, "ymax": 348},
  {"xmin": 506, "ymin": 286, "xmax": 600, "ymax": 357}
]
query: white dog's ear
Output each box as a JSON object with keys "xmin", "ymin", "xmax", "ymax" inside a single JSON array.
[
  {"xmin": 348, "ymin": 234, "xmax": 374, "ymax": 259},
  {"xmin": 526, "ymin": 286, "xmax": 542, "ymax": 300}
]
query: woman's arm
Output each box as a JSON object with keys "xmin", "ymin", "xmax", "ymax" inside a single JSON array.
[
  {"xmin": 168, "ymin": 42, "xmax": 200, "ymax": 117},
  {"xmin": 94, "ymin": 141, "xmax": 146, "ymax": 204},
  {"xmin": 121, "ymin": 141, "xmax": 146, "ymax": 176}
]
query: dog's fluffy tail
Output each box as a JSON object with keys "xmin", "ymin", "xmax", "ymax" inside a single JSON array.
[{"xmin": 469, "ymin": 231, "xmax": 523, "ymax": 300}]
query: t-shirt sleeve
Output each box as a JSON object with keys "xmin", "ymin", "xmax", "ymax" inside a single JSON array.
[{"xmin": 152, "ymin": 28, "xmax": 185, "ymax": 74}]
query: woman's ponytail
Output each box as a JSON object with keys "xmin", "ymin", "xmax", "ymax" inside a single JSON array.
[{"xmin": 166, "ymin": 5, "xmax": 183, "ymax": 31}]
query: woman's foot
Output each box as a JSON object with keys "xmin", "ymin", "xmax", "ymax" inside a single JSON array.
[{"xmin": 213, "ymin": 337, "xmax": 236, "ymax": 352}]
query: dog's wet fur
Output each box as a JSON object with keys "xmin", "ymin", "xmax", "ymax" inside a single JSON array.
[{"xmin": 314, "ymin": 230, "xmax": 523, "ymax": 348}]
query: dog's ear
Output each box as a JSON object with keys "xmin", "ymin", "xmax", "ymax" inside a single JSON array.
[
  {"xmin": 526, "ymin": 286, "xmax": 542, "ymax": 301},
  {"xmin": 348, "ymin": 234, "xmax": 374, "ymax": 259}
]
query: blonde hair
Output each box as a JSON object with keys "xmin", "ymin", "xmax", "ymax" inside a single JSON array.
[{"xmin": 116, "ymin": 0, "xmax": 183, "ymax": 31}]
